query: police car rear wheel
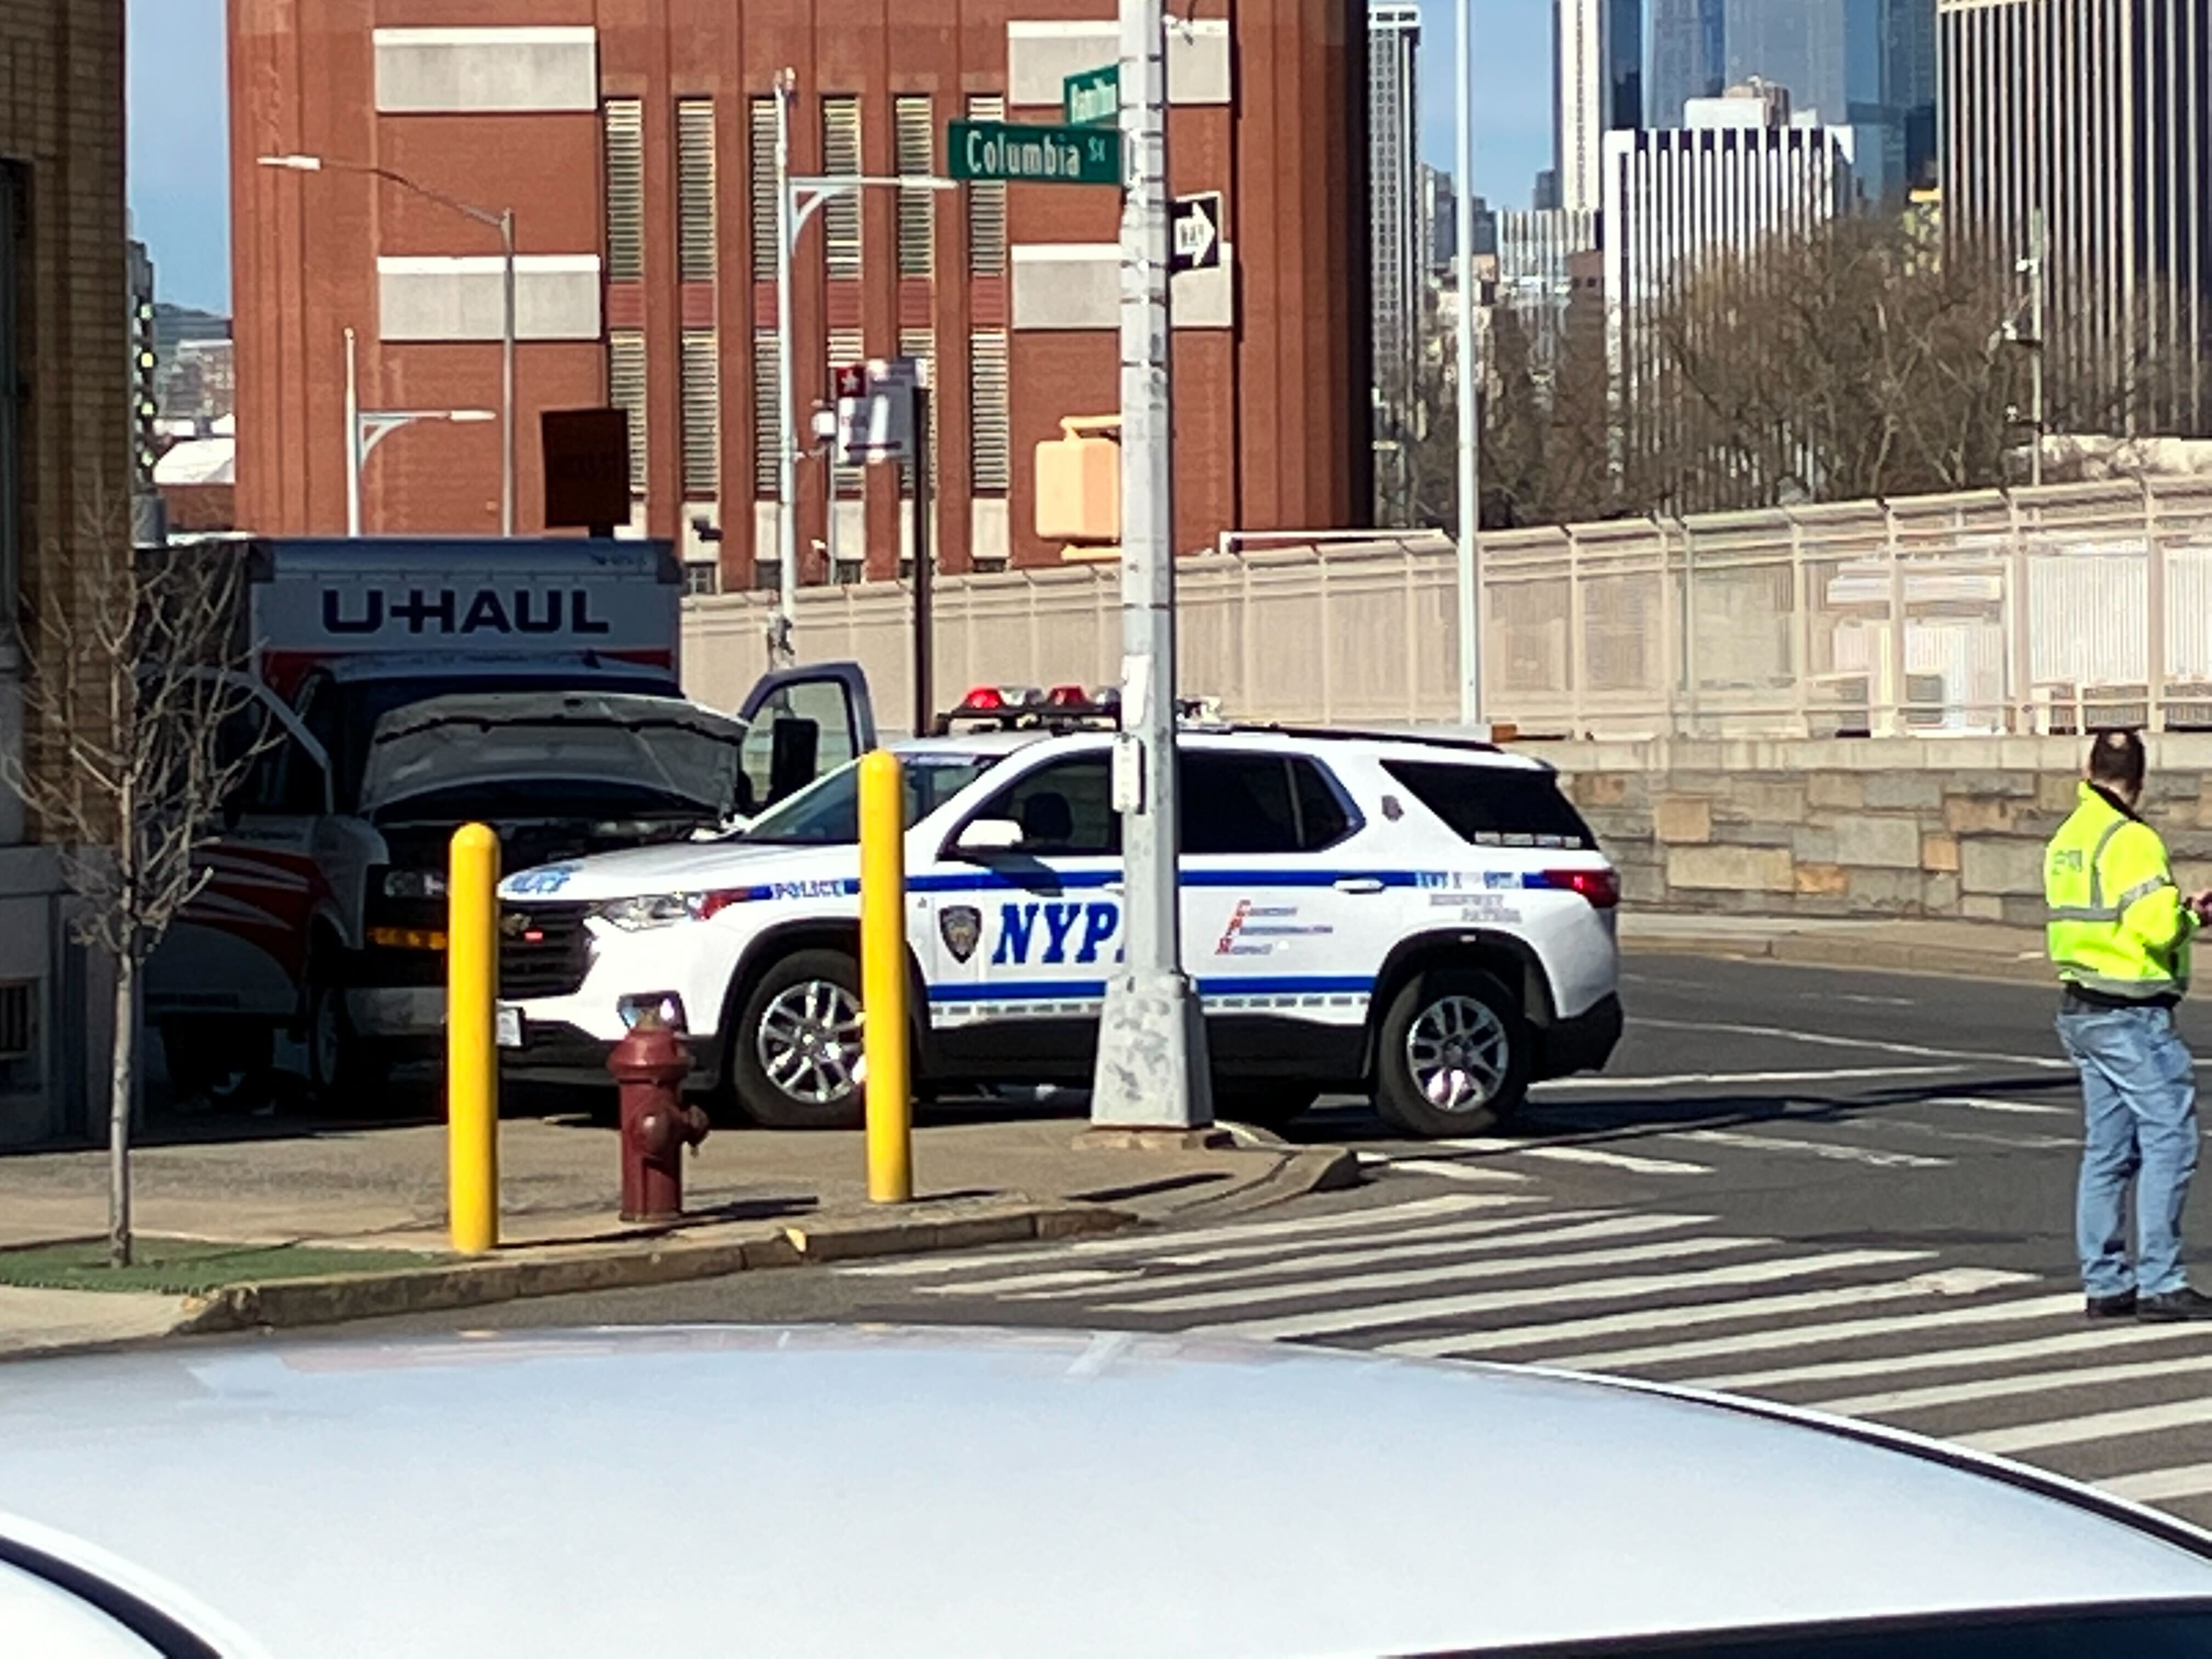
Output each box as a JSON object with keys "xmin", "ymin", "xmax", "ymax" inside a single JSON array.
[
  {"xmin": 732, "ymin": 950, "xmax": 868, "ymax": 1130},
  {"xmin": 1374, "ymin": 968, "xmax": 1530, "ymax": 1137}
]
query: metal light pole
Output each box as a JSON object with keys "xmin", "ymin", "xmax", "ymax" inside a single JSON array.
[
  {"xmin": 260, "ymin": 154, "xmax": 517, "ymax": 535},
  {"xmin": 1453, "ymin": 0, "xmax": 1483, "ymax": 726},
  {"xmin": 767, "ymin": 76, "xmax": 955, "ymax": 665},
  {"xmin": 343, "ymin": 327, "xmax": 494, "ymax": 536},
  {"xmin": 1088, "ymin": 0, "xmax": 1212, "ymax": 1130}
]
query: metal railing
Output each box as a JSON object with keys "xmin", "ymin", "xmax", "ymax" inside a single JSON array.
[{"xmin": 681, "ymin": 478, "xmax": 2212, "ymax": 738}]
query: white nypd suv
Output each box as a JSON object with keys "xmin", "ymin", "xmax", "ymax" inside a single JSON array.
[{"xmin": 495, "ymin": 696, "xmax": 1622, "ymax": 1136}]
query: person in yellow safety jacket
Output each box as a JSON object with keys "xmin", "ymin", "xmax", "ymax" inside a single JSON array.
[{"xmin": 2047, "ymin": 729, "xmax": 2212, "ymax": 1322}]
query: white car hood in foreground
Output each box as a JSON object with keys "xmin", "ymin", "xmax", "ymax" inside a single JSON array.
[
  {"xmin": 498, "ymin": 839, "xmax": 851, "ymax": 902},
  {"xmin": 2, "ymin": 1327, "xmax": 2209, "ymax": 1657}
]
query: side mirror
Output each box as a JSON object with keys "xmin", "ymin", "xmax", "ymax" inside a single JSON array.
[{"xmin": 953, "ymin": 817, "xmax": 1024, "ymax": 857}]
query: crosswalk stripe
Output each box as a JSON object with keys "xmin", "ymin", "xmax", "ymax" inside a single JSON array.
[
  {"xmin": 1096, "ymin": 1233, "xmax": 1768, "ymax": 1317},
  {"xmin": 1193, "ymin": 1248, "xmax": 1933, "ymax": 1342},
  {"xmin": 1138, "ymin": 1207, "xmax": 1615, "ymax": 1269},
  {"xmin": 945, "ymin": 1214, "xmax": 1716, "ymax": 1302},
  {"xmin": 1809, "ymin": 1350, "xmax": 2212, "ymax": 1418},
  {"xmin": 1968, "ymin": 1398, "xmax": 2212, "ymax": 1456},
  {"xmin": 1924, "ymin": 1096, "xmax": 2074, "ymax": 1119},
  {"xmin": 1633, "ymin": 1017, "xmax": 2074, "ymax": 1073},
  {"xmin": 837, "ymin": 1194, "xmax": 1527, "ymax": 1278},
  {"xmin": 1533, "ymin": 1064, "xmax": 1960, "ymax": 1092},
  {"xmin": 2104, "ymin": 1464, "xmax": 2212, "ymax": 1504},
  {"xmin": 1688, "ymin": 1313, "xmax": 2210, "ymax": 1393},
  {"xmin": 1376, "ymin": 1157, "xmax": 1538, "ymax": 1184},
  {"xmin": 1431, "ymin": 1139, "xmax": 1715, "ymax": 1176},
  {"xmin": 1675, "ymin": 1129, "xmax": 1950, "ymax": 1170},
  {"xmin": 1384, "ymin": 1271, "xmax": 2041, "ymax": 1361}
]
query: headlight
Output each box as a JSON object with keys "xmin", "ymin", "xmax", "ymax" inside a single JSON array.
[
  {"xmin": 382, "ymin": 868, "xmax": 447, "ymax": 900},
  {"xmin": 591, "ymin": 890, "xmax": 746, "ymax": 931}
]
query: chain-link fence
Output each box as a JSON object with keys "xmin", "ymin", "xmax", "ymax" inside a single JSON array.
[{"xmin": 683, "ymin": 478, "xmax": 2212, "ymax": 737}]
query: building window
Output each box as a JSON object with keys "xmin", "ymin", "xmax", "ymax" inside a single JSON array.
[
  {"xmin": 966, "ymin": 94, "xmax": 1006, "ymax": 275},
  {"xmin": 749, "ymin": 97, "xmax": 778, "ymax": 283},
  {"xmin": 681, "ymin": 329, "xmax": 719, "ymax": 498},
  {"xmin": 899, "ymin": 328, "xmax": 935, "ymax": 496},
  {"xmin": 895, "ymin": 95, "xmax": 935, "ymax": 276},
  {"xmin": 827, "ymin": 326, "xmax": 865, "ymax": 500},
  {"xmin": 822, "ymin": 97, "xmax": 862, "ymax": 279},
  {"xmin": 683, "ymin": 560, "xmax": 721, "ymax": 596},
  {"xmin": 603, "ymin": 99, "xmax": 644, "ymax": 283},
  {"xmin": 752, "ymin": 328, "xmax": 781, "ymax": 497},
  {"xmin": 969, "ymin": 330, "xmax": 1009, "ymax": 494},
  {"xmin": 676, "ymin": 98, "xmax": 716, "ymax": 284},
  {"xmin": 608, "ymin": 329, "xmax": 647, "ymax": 494}
]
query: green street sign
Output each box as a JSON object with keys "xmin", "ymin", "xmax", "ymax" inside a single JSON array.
[
  {"xmin": 947, "ymin": 119, "xmax": 1122, "ymax": 187},
  {"xmin": 1064, "ymin": 63, "xmax": 1119, "ymax": 127}
]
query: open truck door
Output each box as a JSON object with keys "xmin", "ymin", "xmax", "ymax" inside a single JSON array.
[{"xmin": 735, "ymin": 663, "xmax": 877, "ymax": 815}]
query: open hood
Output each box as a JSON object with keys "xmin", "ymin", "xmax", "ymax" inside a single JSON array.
[{"xmin": 362, "ymin": 691, "xmax": 748, "ymax": 817}]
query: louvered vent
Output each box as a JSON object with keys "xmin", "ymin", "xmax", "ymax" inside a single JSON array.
[
  {"xmin": 822, "ymin": 97, "xmax": 862, "ymax": 279},
  {"xmin": 895, "ymin": 95, "xmax": 934, "ymax": 277},
  {"xmin": 677, "ymin": 99, "xmax": 716, "ymax": 284},
  {"xmin": 966, "ymin": 94, "xmax": 1005, "ymax": 276},
  {"xmin": 608, "ymin": 330, "xmax": 648, "ymax": 493},
  {"xmin": 603, "ymin": 99, "xmax": 644, "ymax": 283},
  {"xmin": 681, "ymin": 329, "xmax": 720, "ymax": 497},
  {"xmin": 749, "ymin": 97, "xmax": 778, "ymax": 282},
  {"xmin": 969, "ymin": 330, "xmax": 1010, "ymax": 494}
]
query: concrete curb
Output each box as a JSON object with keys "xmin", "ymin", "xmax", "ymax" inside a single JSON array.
[
  {"xmin": 173, "ymin": 1198, "xmax": 1136, "ymax": 1339},
  {"xmin": 1622, "ymin": 927, "xmax": 2051, "ymax": 985}
]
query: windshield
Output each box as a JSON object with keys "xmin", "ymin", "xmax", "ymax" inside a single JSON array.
[{"xmin": 740, "ymin": 752, "xmax": 994, "ymax": 845}]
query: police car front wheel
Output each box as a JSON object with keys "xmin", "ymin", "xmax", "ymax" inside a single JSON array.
[
  {"xmin": 1374, "ymin": 968, "xmax": 1530, "ymax": 1138},
  {"xmin": 731, "ymin": 950, "xmax": 869, "ymax": 1130}
]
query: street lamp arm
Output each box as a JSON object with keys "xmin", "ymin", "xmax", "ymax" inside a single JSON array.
[
  {"xmin": 787, "ymin": 176, "xmax": 958, "ymax": 239},
  {"xmin": 360, "ymin": 165, "xmax": 506, "ymax": 230}
]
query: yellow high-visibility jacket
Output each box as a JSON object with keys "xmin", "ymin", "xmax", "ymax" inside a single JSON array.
[{"xmin": 2046, "ymin": 782, "xmax": 2196, "ymax": 999}]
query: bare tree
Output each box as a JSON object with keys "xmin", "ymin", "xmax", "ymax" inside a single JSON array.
[{"xmin": 4, "ymin": 520, "xmax": 267, "ymax": 1266}]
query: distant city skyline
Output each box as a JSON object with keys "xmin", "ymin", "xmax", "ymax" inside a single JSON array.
[{"xmin": 126, "ymin": 0, "xmax": 1555, "ymax": 314}]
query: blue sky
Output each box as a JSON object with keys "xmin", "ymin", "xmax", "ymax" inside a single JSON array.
[{"xmin": 127, "ymin": 0, "xmax": 1553, "ymax": 315}]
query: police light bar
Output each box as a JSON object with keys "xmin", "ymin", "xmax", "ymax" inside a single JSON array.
[{"xmin": 935, "ymin": 682, "xmax": 1121, "ymax": 733}]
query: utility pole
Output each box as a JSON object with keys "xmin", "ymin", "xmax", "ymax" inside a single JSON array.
[
  {"xmin": 1453, "ymin": 0, "xmax": 1482, "ymax": 725},
  {"xmin": 772, "ymin": 69, "xmax": 800, "ymax": 665},
  {"xmin": 1088, "ymin": 0, "xmax": 1212, "ymax": 1131},
  {"xmin": 2027, "ymin": 207, "xmax": 2045, "ymax": 490}
]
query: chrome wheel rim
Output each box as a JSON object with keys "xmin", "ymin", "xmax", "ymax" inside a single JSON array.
[
  {"xmin": 309, "ymin": 985, "xmax": 342, "ymax": 1090},
  {"xmin": 757, "ymin": 979, "xmax": 864, "ymax": 1104},
  {"xmin": 1405, "ymin": 994, "xmax": 1510, "ymax": 1113}
]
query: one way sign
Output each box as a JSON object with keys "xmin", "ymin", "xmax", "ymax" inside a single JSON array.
[{"xmin": 1171, "ymin": 191, "xmax": 1222, "ymax": 274}]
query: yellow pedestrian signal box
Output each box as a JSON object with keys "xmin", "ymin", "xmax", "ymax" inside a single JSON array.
[{"xmin": 1034, "ymin": 415, "xmax": 1120, "ymax": 552}]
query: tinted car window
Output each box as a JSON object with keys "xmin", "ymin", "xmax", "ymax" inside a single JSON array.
[
  {"xmin": 739, "ymin": 753, "xmax": 993, "ymax": 845},
  {"xmin": 1180, "ymin": 753, "xmax": 1358, "ymax": 855},
  {"xmin": 1381, "ymin": 759, "xmax": 1594, "ymax": 850},
  {"xmin": 978, "ymin": 755, "xmax": 1119, "ymax": 856}
]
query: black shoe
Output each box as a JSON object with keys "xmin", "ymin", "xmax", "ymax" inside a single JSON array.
[
  {"xmin": 2086, "ymin": 1290, "xmax": 2139, "ymax": 1319},
  {"xmin": 2137, "ymin": 1288, "xmax": 2212, "ymax": 1322}
]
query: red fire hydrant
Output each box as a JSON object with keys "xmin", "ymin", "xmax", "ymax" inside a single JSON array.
[{"xmin": 610, "ymin": 1008, "xmax": 709, "ymax": 1223}]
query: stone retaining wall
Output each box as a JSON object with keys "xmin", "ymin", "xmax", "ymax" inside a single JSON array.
[{"xmin": 1542, "ymin": 735, "xmax": 2212, "ymax": 925}]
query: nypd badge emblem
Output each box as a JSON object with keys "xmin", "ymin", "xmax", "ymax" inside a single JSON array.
[{"xmin": 940, "ymin": 905, "xmax": 983, "ymax": 963}]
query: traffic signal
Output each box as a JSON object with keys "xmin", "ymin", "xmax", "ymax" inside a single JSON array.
[{"xmin": 132, "ymin": 296, "xmax": 159, "ymax": 483}]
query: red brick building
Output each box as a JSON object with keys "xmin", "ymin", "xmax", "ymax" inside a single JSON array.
[{"xmin": 230, "ymin": 0, "xmax": 1372, "ymax": 589}]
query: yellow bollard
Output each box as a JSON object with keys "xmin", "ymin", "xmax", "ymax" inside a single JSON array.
[
  {"xmin": 858, "ymin": 750, "xmax": 913, "ymax": 1203},
  {"xmin": 447, "ymin": 822, "xmax": 500, "ymax": 1253}
]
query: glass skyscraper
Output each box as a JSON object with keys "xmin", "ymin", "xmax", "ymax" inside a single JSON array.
[{"xmin": 1647, "ymin": 0, "xmax": 1726, "ymax": 127}]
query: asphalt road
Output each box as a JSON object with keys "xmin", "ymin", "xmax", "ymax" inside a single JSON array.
[{"xmin": 313, "ymin": 952, "xmax": 2212, "ymax": 1528}]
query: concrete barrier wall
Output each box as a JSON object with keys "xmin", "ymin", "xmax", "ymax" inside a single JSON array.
[{"xmin": 1544, "ymin": 735, "xmax": 2212, "ymax": 924}]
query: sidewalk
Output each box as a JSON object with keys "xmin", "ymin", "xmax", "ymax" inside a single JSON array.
[
  {"xmin": 1621, "ymin": 912, "xmax": 2049, "ymax": 984},
  {"xmin": 0, "ymin": 1107, "xmax": 1356, "ymax": 1359}
]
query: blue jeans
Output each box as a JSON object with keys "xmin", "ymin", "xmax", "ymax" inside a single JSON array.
[{"xmin": 2057, "ymin": 1001, "xmax": 2200, "ymax": 1299}]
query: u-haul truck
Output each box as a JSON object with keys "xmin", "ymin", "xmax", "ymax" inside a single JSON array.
[{"xmin": 145, "ymin": 538, "xmax": 871, "ymax": 1103}]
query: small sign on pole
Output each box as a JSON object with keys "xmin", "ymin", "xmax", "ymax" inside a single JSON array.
[
  {"xmin": 1171, "ymin": 191, "xmax": 1223, "ymax": 274},
  {"xmin": 947, "ymin": 120, "xmax": 1122, "ymax": 186},
  {"xmin": 1064, "ymin": 63, "xmax": 1119, "ymax": 127},
  {"xmin": 833, "ymin": 358, "xmax": 922, "ymax": 467}
]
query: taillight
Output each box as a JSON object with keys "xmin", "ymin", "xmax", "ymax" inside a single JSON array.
[{"xmin": 1542, "ymin": 868, "xmax": 1620, "ymax": 909}]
